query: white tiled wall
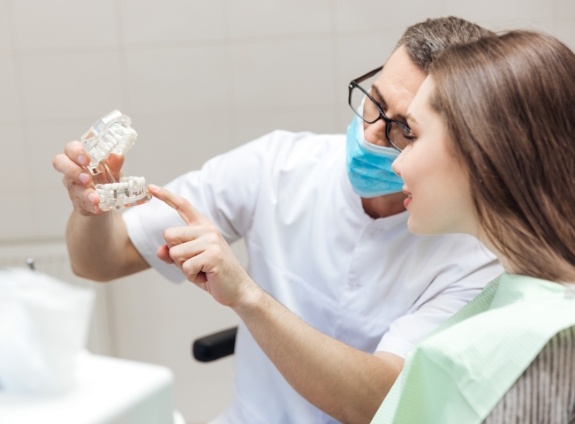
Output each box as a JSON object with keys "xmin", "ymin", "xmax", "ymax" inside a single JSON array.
[{"xmin": 1, "ymin": 0, "xmax": 573, "ymax": 422}]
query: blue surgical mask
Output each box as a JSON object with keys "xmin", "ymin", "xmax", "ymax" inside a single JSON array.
[{"xmin": 346, "ymin": 114, "xmax": 404, "ymax": 198}]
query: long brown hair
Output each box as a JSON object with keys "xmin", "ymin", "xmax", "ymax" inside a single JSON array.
[{"xmin": 429, "ymin": 31, "xmax": 575, "ymax": 282}]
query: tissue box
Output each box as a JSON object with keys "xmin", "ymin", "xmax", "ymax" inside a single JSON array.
[
  {"xmin": 0, "ymin": 269, "xmax": 178, "ymax": 424},
  {"xmin": 0, "ymin": 268, "xmax": 94, "ymax": 394}
]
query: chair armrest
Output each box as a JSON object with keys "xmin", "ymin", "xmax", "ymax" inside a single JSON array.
[{"xmin": 192, "ymin": 327, "xmax": 237, "ymax": 362}]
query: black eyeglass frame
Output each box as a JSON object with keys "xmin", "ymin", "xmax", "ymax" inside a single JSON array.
[{"xmin": 348, "ymin": 66, "xmax": 411, "ymax": 151}]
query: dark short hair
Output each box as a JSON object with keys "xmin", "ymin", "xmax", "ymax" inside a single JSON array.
[{"xmin": 395, "ymin": 16, "xmax": 494, "ymax": 72}]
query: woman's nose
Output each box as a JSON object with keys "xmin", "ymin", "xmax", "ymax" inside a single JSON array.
[{"xmin": 391, "ymin": 150, "xmax": 405, "ymax": 176}]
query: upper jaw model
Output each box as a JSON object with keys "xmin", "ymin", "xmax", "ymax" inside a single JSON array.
[{"xmin": 81, "ymin": 110, "xmax": 151, "ymax": 211}]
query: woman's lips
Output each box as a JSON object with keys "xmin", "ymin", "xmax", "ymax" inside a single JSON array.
[{"xmin": 402, "ymin": 189, "xmax": 412, "ymax": 209}]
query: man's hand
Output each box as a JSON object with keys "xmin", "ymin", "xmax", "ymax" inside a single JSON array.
[
  {"xmin": 52, "ymin": 141, "xmax": 124, "ymax": 216},
  {"xmin": 149, "ymin": 184, "xmax": 257, "ymax": 308}
]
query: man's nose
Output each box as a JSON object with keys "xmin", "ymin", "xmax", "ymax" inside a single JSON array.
[{"xmin": 363, "ymin": 119, "xmax": 388, "ymax": 146}]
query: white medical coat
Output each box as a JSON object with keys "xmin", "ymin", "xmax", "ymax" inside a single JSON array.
[{"xmin": 124, "ymin": 130, "xmax": 503, "ymax": 424}]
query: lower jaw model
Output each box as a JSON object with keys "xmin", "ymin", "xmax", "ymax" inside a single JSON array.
[
  {"xmin": 95, "ymin": 176, "xmax": 151, "ymax": 211},
  {"xmin": 81, "ymin": 110, "xmax": 151, "ymax": 211}
]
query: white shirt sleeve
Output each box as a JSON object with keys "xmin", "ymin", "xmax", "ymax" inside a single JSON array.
[
  {"xmin": 123, "ymin": 131, "xmax": 318, "ymax": 282},
  {"xmin": 376, "ymin": 236, "xmax": 502, "ymax": 358},
  {"xmin": 123, "ymin": 131, "xmax": 286, "ymax": 283}
]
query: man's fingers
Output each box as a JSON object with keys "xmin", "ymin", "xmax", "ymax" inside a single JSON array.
[
  {"xmin": 156, "ymin": 244, "xmax": 174, "ymax": 264},
  {"xmin": 62, "ymin": 140, "xmax": 89, "ymax": 167},
  {"xmin": 106, "ymin": 153, "xmax": 125, "ymax": 176},
  {"xmin": 148, "ymin": 184, "xmax": 201, "ymax": 225}
]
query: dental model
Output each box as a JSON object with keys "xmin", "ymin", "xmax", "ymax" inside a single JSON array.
[{"xmin": 81, "ymin": 110, "xmax": 151, "ymax": 211}]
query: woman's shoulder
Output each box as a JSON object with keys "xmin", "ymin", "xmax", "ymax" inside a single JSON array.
[{"xmin": 485, "ymin": 325, "xmax": 575, "ymax": 424}]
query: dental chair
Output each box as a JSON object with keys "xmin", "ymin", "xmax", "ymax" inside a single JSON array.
[{"xmin": 192, "ymin": 326, "xmax": 237, "ymax": 362}]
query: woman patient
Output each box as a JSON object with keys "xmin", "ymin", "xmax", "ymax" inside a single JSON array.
[
  {"xmin": 149, "ymin": 29, "xmax": 575, "ymax": 423},
  {"xmin": 371, "ymin": 30, "xmax": 575, "ymax": 423}
]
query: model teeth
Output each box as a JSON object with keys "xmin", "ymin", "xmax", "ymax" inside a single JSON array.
[
  {"xmin": 81, "ymin": 110, "xmax": 138, "ymax": 176},
  {"xmin": 96, "ymin": 177, "xmax": 150, "ymax": 211},
  {"xmin": 81, "ymin": 110, "xmax": 151, "ymax": 211}
]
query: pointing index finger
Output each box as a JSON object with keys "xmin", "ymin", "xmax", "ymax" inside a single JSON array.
[{"xmin": 148, "ymin": 184, "xmax": 200, "ymax": 225}]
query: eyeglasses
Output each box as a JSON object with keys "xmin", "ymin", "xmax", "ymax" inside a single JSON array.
[{"xmin": 348, "ymin": 66, "xmax": 412, "ymax": 151}]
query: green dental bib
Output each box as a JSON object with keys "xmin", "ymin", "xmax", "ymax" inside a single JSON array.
[{"xmin": 372, "ymin": 274, "xmax": 575, "ymax": 424}]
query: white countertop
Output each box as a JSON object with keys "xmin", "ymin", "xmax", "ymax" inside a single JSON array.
[{"xmin": 0, "ymin": 353, "xmax": 180, "ymax": 424}]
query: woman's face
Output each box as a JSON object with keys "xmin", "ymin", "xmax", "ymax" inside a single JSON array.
[{"xmin": 392, "ymin": 76, "xmax": 477, "ymax": 237}]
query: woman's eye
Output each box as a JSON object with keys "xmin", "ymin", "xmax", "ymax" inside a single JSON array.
[{"xmin": 401, "ymin": 129, "xmax": 417, "ymax": 143}]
